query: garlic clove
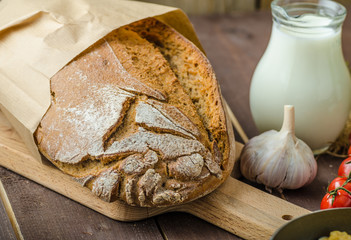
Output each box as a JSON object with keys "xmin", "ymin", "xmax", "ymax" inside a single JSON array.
[{"xmin": 240, "ymin": 105, "xmax": 317, "ymax": 192}]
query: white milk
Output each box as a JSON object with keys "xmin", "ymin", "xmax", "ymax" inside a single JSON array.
[{"xmin": 250, "ymin": 14, "xmax": 351, "ymax": 151}]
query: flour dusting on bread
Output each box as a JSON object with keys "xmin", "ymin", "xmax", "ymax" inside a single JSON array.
[{"xmin": 34, "ymin": 18, "xmax": 232, "ymax": 207}]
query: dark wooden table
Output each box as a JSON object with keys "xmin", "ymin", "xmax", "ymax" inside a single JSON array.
[{"xmin": 1, "ymin": 7, "xmax": 351, "ymax": 240}]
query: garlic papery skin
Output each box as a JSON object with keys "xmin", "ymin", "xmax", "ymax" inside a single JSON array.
[{"xmin": 240, "ymin": 105, "xmax": 317, "ymax": 192}]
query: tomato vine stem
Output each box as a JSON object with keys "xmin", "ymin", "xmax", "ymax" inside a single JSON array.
[{"xmin": 327, "ymin": 174, "xmax": 351, "ymax": 206}]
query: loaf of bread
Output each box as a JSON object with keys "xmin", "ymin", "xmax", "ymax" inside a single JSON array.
[{"xmin": 34, "ymin": 18, "xmax": 234, "ymax": 207}]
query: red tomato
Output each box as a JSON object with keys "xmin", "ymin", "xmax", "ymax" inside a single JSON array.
[
  {"xmin": 321, "ymin": 148, "xmax": 351, "ymax": 209},
  {"xmin": 328, "ymin": 177, "xmax": 351, "ymax": 192},
  {"xmin": 338, "ymin": 157, "xmax": 351, "ymax": 178},
  {"xmin": 320, "ymin": 190, "xmax": 351, "ymax": 209}
]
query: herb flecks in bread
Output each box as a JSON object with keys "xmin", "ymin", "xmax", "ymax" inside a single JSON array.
[{"xmin": 34, "ymin": 18, "xmax": 232, "ymax": 207}]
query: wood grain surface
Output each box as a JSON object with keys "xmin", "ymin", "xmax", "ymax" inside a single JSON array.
[
  {"xmin": 0, "ymin": 168, "xmax": 164, "ymax": 240},
  {"xmin": 0, "ymin": 182, "xmax": 17, "ymax": 240},
  {"xmin": 0, "ymin": 7, "xmax": 351, "ymax": 240},
  {"xmin": 136, "ymin": 0, "xmax": 256, "ymax": 14}
]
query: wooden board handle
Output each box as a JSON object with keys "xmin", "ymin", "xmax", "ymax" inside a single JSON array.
[{"xmin": 182, "ymin": 177, "xmax": 311, "ymax": 240}]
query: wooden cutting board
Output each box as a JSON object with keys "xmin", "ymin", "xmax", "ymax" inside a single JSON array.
[{"xmin": 0, "ymin": 111, "xmax": 310, "ymax": 240}]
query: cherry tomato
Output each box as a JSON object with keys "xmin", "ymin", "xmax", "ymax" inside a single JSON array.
[
  {"xmin": 320, "ymin": 147, "xmax": 351, "ymax": 209},
  {"xmin": 320, "ymin": 190, "xmax": 351, "ymax": 209},
  {"xmin": 328, "ymin": 177, "xmax": 351, "ymax": 192},
  {"xmin": 338, "ymin": 157, "xmax": 351, "ymax": 178}
]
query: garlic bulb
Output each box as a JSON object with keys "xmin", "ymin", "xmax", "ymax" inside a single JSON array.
[{"xmin": 240, "ymin": 105, "xmax": 317, "ymax": 192}]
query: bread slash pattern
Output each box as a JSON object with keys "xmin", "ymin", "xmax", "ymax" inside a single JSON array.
[{"xmin": 35, "ymin": 19, "xmax": 229, "ymax": 207}]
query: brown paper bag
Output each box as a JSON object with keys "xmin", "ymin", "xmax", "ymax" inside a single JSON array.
[{"xmin": 0, "ymin": 0, "xmax": 204, "ymax": 162}]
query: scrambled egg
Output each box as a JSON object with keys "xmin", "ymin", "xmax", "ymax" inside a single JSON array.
[{"xmin": 320, "ymin": 231, "xmax": 351, "ymax": 240}]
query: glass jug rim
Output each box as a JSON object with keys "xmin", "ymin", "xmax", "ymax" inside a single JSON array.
[{"xmin": 271, "ymin": 0, "xmax": 347, "ymax": 29}]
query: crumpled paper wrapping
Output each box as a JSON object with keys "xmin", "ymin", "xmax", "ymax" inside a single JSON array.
[{"xmin": 0, "ymin": 0, "xmax": 203, "ymax": 162}]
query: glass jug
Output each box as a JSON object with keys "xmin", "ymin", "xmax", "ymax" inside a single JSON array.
[{"xmin": 250, "ymin": 0, "xmax": 351, "ymax": 153}]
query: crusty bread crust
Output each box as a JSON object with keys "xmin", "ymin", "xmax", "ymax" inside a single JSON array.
[
  {"xmin": 127, "ymin": 18, "xmax": 229, "ymax": 171},
  {"xmin": 34, "ymin": 18, "xmax": 233, "ymax": 207}
]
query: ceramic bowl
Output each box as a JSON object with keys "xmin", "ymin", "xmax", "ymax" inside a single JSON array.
[{"xmin": 271, "ymin": 208, "xmax": 351, "ymax": 240}]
